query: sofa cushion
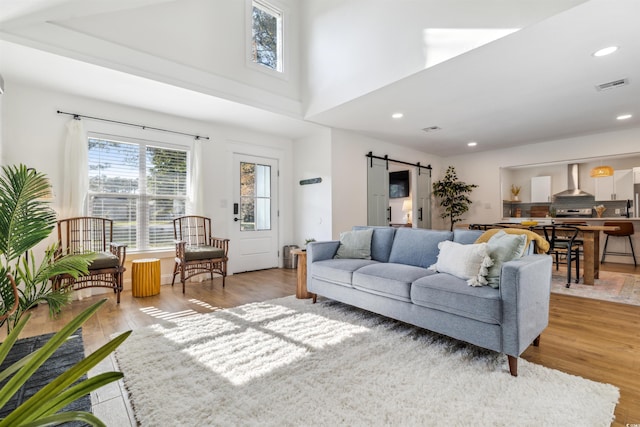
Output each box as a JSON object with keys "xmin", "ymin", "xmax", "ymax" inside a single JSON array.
[
  {"xmin": 353, "ymin": 226, "xmax": 397, "ymax": 262},
  {"xmin": 352, "ymin": 263, "xmax": 436, "ymax": 302},
  {"xmin": 411, "ymin": 273, "xmax": 502, "ymax": 324},
  {"xmin": 485, "ymin": 231, "xmax": 528, "ymax": 289},
  {"xmin": 89, "ymin": 251, "xmax": 120, "ymax": 270},
  {"xmin": 388, "ymin": 228, "xmax": 453, "ymax": 268},
  {"xmin": 311, "ymin": 259, "xmax": 379, "ymax": 287},
  {"xmin": 185, "ymin": 246, "xmax": 225, "ymax": 262},
  {"xmin": 429, "ymin": 241, "xmax": 493, "ymax": 286},
  {"xmin": 453, "ymin": 229, "xmax": 484, "ymax": 245},
  {"xmin": 335, "ymin": 228, "xmax": 374, "ymax": 259}
]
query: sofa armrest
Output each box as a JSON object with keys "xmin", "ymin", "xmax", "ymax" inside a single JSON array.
[
  {"xmin": 499, "ymin": 254, "xmax": 553, "ymax": 357},
  {"xmin": 306, "ymin": 241, "xmax": 340, "ymax": 263}
]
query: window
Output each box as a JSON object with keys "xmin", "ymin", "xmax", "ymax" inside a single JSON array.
[
  {"xmin": 87, "ymin": 136, "xmax": 188, "ymax": 251},
  {"xmin": 251, "ymin": 0, "xmax": 283, "ymax": 72},
  {"xmin": 240, "ymin": 161, "xmax": 271, "ymax": 231}
]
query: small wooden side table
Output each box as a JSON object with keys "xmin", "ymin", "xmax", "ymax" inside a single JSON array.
[
  {"xmin": 292, "ymin": 249, "xmax": 314, "ymax": 299},
  {"xmin": 131, "ymin": 258, "xmax": 161, "ymax": 297}
]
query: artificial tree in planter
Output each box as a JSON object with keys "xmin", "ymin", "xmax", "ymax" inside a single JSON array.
[
  {"xmin": 0, "ymin": 164, "xmax": 131, "ymax": 426},
  {"xmin": 0, "ymin": 164, "xmax": 93, "ymax": 332},
  {"xmin": 432, "ymin": 166, "xmax": 478, "ymax": 231}
]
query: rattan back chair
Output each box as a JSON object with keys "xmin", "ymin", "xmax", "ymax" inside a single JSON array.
[
  {"xmin": 172, "ymin": 215, "xmax": 229, "ymax": 293},
  {"xmin": 54, "ymin": 216, "xmax": 126, "ymax": 303}
]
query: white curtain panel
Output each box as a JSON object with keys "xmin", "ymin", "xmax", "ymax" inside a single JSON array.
[
  {"xmin": 61, "ymin": 118, "xmax": 88, "ymax": 218},
  {"xmin": 188, "ymin": 138, "xmax": 204, "ymax": 215},
  {"xmin": 61, "ymin": 118, "xmax": 91, "ymax": 299}
]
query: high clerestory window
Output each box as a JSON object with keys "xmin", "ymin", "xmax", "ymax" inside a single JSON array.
[
  {"xmin": 87, "ymin": 135, "xmax": 189, "ymax": 251},
  {"xmin": 251, "ymin": 0, "xmax": 283, "ymax": 72}
]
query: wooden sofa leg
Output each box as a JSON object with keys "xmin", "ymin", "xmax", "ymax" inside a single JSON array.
[
  {"xmin": 533, "ymin": 335, "xmax": 541, "ymax": 347},
  {"xmin": 312, "ymin": 294, "xmax": 317, "ymax": 304},
  {"xmin": 508, "ymin": 356, "xmax": 518, "ymax": 377}
]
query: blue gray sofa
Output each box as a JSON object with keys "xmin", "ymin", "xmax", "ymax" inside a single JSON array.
[{"xmin": 306, "ymin": 226, "xmax": 553, "ymax": 376}]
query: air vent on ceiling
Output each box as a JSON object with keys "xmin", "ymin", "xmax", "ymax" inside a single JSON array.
[
  {"xmin": 596, "ymin": 78, "xmax": 629, "ymax": 91},
  {"xmin": 422, "ymin": 126, "xmax": 441, "ymax": 132}
]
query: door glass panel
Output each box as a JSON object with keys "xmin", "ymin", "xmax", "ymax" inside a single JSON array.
[{"xmin": 240, "ymin": 162, "xmax": 272, "ymax": 231}]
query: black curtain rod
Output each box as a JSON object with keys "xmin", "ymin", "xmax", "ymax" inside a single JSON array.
[
  {"xmin": 56, "ymin": 110, "xmax": 210, "ymax": 141},
  {"xmin": 366, "ymin": 151, "xmax": 431, "ymax": 172}
]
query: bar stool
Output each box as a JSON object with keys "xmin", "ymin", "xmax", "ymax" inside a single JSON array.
[{"xmin": 601, "ymin": 222, "xmax": 637, "ymax": 266}]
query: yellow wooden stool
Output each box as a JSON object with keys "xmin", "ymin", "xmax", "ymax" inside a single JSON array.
[{"xmin": 131, "ymin": 258, "xmax": 161, "ymax": 297}]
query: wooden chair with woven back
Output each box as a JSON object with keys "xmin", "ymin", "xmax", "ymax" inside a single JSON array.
[
  {"xmin": 53, "ymin": 217, "xmax": 127, "ymax": 303},
  {"xmin": 172, "ymin": 215, "xmax": 229, "ymax": 293}
]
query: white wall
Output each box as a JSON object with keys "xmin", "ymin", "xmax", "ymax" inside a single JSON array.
[
  {"xmin": 301, "ymin": 0, "xmax": 583, "ymax": 117},
  {"xmin": 446, "ymin": 126, "xmax": 640, "ymax": 224},
  {"xmin": 6, "ymin": 0, "xmax": 302, "ymax": 117},
  {"xmin": 1, "ymin": 81, "xmax": 298, "ymax": 287},
  {"xmin": 0, "ymin": 80, "xmax": 3, "ymax": 163},
  {"xmin": 293, "ymin": 129, "xmax": 333, "ymax": 246}
]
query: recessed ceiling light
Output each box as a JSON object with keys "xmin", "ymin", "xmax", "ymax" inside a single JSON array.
[
  {"xmin": 391, "ymin": 113, "xmax": 404, "ymax": 119},
  {"xmin": 467, "ymin": 141, "xmax": 477, "ymax": 147},
  {"xmin": 593, "ymin": 46, "xmax": 618, "ymax": 57},
  {"xmin": 617, "ymin": 114, "xmax": 632, "ymax": 120}
]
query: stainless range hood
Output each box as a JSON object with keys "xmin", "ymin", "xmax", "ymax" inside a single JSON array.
[{"xmin": 553, "ymin": 163, "xmax": 593, "ymax": 198}]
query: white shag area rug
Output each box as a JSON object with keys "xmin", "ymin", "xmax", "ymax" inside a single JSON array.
[{"xmin": 115, "ymin": 296, "xmax": 619, "ymax": 426}]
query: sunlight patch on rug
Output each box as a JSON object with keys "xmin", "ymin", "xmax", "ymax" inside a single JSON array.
[
  {"xmin": 116, "ymin": 297, "xmax": 619, "ymax": 426},
  {"xmin": 133, "ymin": 302, "xmax": 369, "ymax": 386}
]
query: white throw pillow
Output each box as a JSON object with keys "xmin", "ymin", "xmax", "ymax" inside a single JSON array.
[{"xmin": 429, "ymin": 241, "xmax": 493, "ymax": 286}]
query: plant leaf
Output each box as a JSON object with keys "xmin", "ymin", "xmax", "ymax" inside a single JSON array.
[
  {"xmin": 0, "ymin": 313, "xmax": 31, "ymax": 368},
  {"xmin": 0, "ymin": 299, "xmax": 107, "ymax": 412},
  {"xmin": 17, "ymin": 410, "xmax": 106, "ymax": 427},
  {"xmin": 31, "ymin": 371, "xmax": 124, "ymax": 420},
  {"xmin": 0, "ymin": 165, "xmax": 56, "ymax": 262},
  {"xmin": 15, "ymin": 331, "xmax": 131, "ymax": 423}
]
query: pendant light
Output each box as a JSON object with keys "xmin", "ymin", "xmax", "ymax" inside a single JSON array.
[{"xmin": 590, "ymin": 165, "xmax": 614, "ymax": 178}]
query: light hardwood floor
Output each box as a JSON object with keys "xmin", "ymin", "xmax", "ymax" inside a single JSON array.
[{"xmin": 3, "ymin": 265, "xmax": 639, "ymax": 426}]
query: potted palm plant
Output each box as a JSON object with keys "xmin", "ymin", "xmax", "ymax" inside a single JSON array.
[
  {"xmin": 0, "ymin": 164, "xmax": 131, "ymax": 425},
  {"xmin": 0, "ymin": 164, "xmax": 93, "ymax": 332}
]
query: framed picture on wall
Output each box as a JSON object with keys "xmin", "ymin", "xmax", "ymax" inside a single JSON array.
[{"xmin": 389, "ymin": 170, "xmax": 409, "ymax": 198}]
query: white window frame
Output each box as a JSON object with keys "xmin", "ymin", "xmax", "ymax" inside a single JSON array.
[
  {"xmin": 86, "ymin": 132, "xmax": 190, "ymax": 252},
  {"xmin": 245, "ymin": 0, "xmax": 289, "ymax": 79}
]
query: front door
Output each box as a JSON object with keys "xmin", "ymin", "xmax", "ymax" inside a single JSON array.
[{"xmin": 230, "ymin": 154, "xmax": 279, "ymax": 273}]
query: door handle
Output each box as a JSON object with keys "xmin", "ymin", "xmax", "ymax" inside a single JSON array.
[
  {"xmin": 387, "ymin": 206, "xmax": 391, "ymax": 222},
  {"xmin": 418, "ymin": 207, "xmax": 423, "ymax": 221},
  {"xmin": 234, "ymin": 217, "xmax": 240, "ymax": 222}
]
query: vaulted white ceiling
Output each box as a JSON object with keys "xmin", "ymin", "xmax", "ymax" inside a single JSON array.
[{"xmin": 1, "ymin": 0, "xmax": 638, "ymax": 157}]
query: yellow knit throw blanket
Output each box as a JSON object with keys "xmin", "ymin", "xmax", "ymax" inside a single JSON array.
[{"xmin": 474, "ymin": 228, "xmax": 550, "ymax": 254}]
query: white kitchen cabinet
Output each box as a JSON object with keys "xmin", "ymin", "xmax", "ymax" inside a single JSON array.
[
  {"xmin": 634, "ymin": 167, "xmax": 640, "ymax": 184},
  {"xmin": 594, "ymin": 169, "xmax": 633, "ymax": 201},
  {"xmin": 531, "ymin": 176, "xmax": 551, "ymax": 203}
]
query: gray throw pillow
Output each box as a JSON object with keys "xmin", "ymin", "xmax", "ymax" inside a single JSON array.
[
  {"xmin": 486, "ymin": 230, "xmax": 528, "ymax": 288},
  {"xmin": 334, "ymin": 228, "xmax": 374, "ymax": 259}
]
